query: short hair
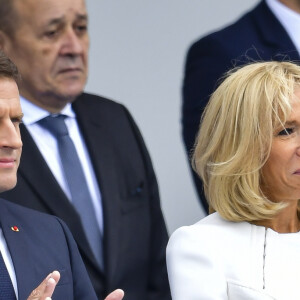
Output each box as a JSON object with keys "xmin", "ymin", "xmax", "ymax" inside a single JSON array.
[
  {"xmin": 0, "ymin": 0, "xmax": 19, "ymax": 36},
  {"xmin": 192, "ymin": 61, "xmax": 300, "ymax": 222},
  {"xmin": 0, "ymin": 50, "xmax": 20, "ymax": 84}
]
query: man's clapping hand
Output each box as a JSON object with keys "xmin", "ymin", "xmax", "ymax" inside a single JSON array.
[{"xmin": 27, "ymin": 271, "xmax": 124, "ymax": 300}]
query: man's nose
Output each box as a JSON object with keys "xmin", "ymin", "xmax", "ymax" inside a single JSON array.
[
  {"xmin": 0, "ymin": 122, "xmax": 22, "ymax": 149},
  {"xmin": 60, "ymin": 28, "xmax": 84, "ymax": 55}
]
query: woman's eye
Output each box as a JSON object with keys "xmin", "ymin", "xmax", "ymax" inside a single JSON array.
[{"xmin": 278, "ymin": 128, "xmax": 294, "ymax": 136}]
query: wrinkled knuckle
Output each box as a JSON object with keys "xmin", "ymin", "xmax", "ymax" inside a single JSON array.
[{"xmin": 30, "ymin": 288, "xmax": 42, "ymax": 298}]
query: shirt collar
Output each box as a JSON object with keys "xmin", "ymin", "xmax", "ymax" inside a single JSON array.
[
  {"xmin": 266, "ymin": 0, "xmax": 300, "ymax": 54},
  {"xmin": 20, "ymin": 96, "xmax": 76, "ymax": 126}
]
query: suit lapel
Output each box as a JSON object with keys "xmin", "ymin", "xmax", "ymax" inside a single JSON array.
[
  {"xmin": 73, "ymin": 95, "xmax": 122, "ymax": 284},
  {"xmin": 0, "ymin": 201, "xmax": 33, "ymax": 300},
  {"xmin": 18, "ymin": 125, "xmax": 100, "ymax": 272}
]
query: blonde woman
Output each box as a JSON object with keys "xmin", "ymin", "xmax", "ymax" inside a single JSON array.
[{"xmin": 167, "ymin": 61, "xmax": 300, "ymax": 299}]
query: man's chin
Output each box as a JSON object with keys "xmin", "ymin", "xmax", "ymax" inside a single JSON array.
[
  {"xmin": 54, "ymin": 85, "xmax": 85, "ymax": 103},
  {"xmin": 0, "ymin": 181, "xmax": 17, "ymax": 194},
  {"xmin": 57, "ymin": 82, "xmax": 86, "ymax": 101}
]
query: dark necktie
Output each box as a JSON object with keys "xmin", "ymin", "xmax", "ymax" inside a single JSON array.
[
  {"xmin": 0, "ymin": 250, "xmax": 16, "ymax": 300},
  {"xmin": 39, "ymin": 115, "xmax": 104, "ymax": 269}
]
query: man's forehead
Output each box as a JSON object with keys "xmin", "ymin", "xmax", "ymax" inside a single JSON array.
[
  {"xmin": 0, "ymin": 78, "xmax": 19, "ymax": 94},
  {"xmin": 0, "ymin": 99, "xmax": 22, "ymax": 119},
  {"xmin": 14, "ymin": 0, "xmax": 88, "ymax": 24},
  {"xmin": 46, "ymin": 13, "xmax": 88, "ymax": 27},
  {"xmin": 0, "ymin": 79, "xmax": 20, "ymax": 107}
]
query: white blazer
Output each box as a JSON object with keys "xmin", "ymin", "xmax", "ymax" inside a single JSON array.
[{"xmin": 167, "ymin": 213, "xmax": 300, "ymax": 300}]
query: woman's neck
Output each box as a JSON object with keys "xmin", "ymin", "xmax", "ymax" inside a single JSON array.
[{"xmin": 253, "ymin": 201, "xmax": 300, "ymax": 233}]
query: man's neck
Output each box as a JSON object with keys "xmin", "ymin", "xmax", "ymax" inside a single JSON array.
[
  {"xmin": 278, "ymin": 0, "xmax": 300, "ymax": 14},
  {"xmin": 19, "ymin": 91, "xmax": 72, "ymax": 114}
]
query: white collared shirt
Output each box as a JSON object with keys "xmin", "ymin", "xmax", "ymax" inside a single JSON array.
[
  {"xmin": 20, "ymin": 97, "xmax": 104, "ymax": 235},
  {"xmin": 0, "ymin": 228, "xmax": 18, "ymax": 299},
  {"xmin": 266, "ymin": 0, "xmax": 300, "ymax": 55}
]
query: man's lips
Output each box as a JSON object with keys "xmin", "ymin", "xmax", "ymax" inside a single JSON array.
[
  {"xmin": 0, "ymin": 158, "xmax": 16, "ymax": 168},
  {"xmin": 58, "ymin": 67, "xmax": 83, "ymax": 74},
  {"xmin": 293, "ymin": 170, "xmax": 300, "ymax": 175}
]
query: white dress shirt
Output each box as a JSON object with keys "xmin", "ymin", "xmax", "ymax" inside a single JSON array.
[
  {"xmin": 20, "ymin": 97, "xmax": 104, "ymax": 234},
  {"xmin": 266, "ymin": 0, "xmax": 300, "ymax": 55},
  {"xmin": 0, "ymin": 228, "xmax": 18, "ymax": 299},
  {"xmin": 167, "ymin": 212, "xmax": 300, "ymax": 300}
]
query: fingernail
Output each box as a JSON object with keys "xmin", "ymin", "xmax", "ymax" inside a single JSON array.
[{"xmin": 46, "ymin": 278, "xmax": 55, "ymax": 287}]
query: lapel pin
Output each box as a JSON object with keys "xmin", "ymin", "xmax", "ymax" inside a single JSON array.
[{"xmin": 11, "ymin": 226, "xmax": 19, "ymax": 232}]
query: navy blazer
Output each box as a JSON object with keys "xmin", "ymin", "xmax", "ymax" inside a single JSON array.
[
  {"xmin": 182, "ymin": 0, "xmax": 300, "ymax": 212},
  {"xmin": 1, "ymin": 93, "xmax": 171, "ymax": 300},
  {"xmin": 0, "ymin": 198, "xmax": 97, "ymax": 299}
]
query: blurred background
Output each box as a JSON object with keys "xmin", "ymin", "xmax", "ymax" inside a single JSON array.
[{"xmin": 85, "ymin": 0, "xmax": 259, "ymax": 233}]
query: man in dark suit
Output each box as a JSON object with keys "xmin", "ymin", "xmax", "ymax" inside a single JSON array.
[
  {"xmin": 2, "ymin": 198, "xmax": 96, "ymax": 300},
  {"xmin": 182, "ymin": 0, "xmax": 300, "ymax": 213},
  {"xmin": 0, "ymin": 50, "xmax": 126, "ymax": 300},
  {"xmin": 0, "ymin": 0, "xmax": 171, "ymax": 299}
]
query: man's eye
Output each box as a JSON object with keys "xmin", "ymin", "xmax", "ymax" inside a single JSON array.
[
  {"xmin": 11, "ymin": 118, "xmax": 22, "ymax": 126},
  {"xmin": 75, "ymin": 24, "xmax": 88, "ymax": 35},
  {"xmin": 77, "ymin": 25, "xmax": 87, "ymax": 31},
  {"xmin": 278, "ymin": 128, "xmax": 294, "ymax": 136},
  {"xmin": 44, "ymin": 30, "xmax": 58, "ymax": 38}
]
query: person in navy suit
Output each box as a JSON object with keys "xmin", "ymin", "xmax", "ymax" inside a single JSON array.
[
  {"xmin": 0, "ymin": 0, "xmax": 171, "ymax": 299},
  {"xmin": 0, "ymin": 51, "xmax": 125, "ymax": 300},
  {"xmin": 182, "ymin": 0, "xmax": 300, "ymax": 213}
]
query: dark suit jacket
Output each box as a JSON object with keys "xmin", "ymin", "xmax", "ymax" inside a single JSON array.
[
  {"xmin": 0, "ymin": 198, "xmax": 97, "ymax": 299},
  {"xmin": 182, "ymin": 0, "xmax": 300, "ymax": 213},
  {"xmin": 1, "ymin": 93, "xmax": 171, "ymax": 300}
]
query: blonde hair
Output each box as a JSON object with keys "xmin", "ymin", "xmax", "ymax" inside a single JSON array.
[{"xmin": 193, "ymin": 61, "xmax": 300, "ymax": 222}]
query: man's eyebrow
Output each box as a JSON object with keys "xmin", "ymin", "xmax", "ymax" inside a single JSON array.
[
  {"xmin": 45, "ymin": 16, "xmax": 65, "ymax": 27},
  {"xmin": 76, "ymin": 13, "xmax": 88, "ymax": 21},
  {"xmin": 46, "ymin": 14, "xmax": 88, "ymax": 26},
  {"xmin": 11, "ymin": 113, "xmax": 24, "ymax": 121}
]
